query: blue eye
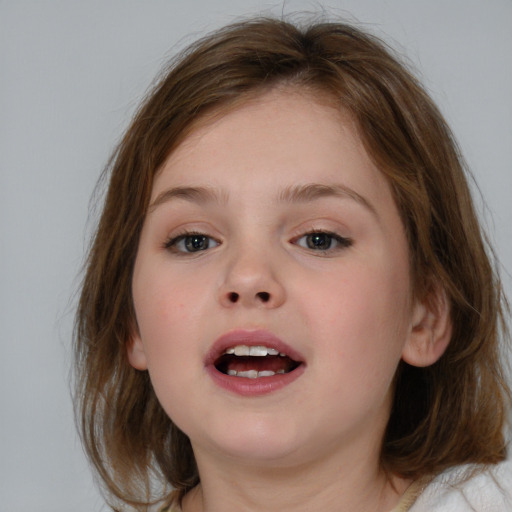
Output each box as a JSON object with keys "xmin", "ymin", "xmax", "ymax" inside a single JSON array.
[
  {"xmin": 165, "ymin": 233, "xmax": 219, "ymax": 253},
  {"xmin": 295, "ymin": 231, "xmax": 352, "ymax": 252}
]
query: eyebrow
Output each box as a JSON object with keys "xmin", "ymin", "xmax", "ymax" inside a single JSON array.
[
  {"xmin": 148, "ymin": 182, "xmax": 377, "ymax": 218},
  {"xmin": 148, "ymin": 186, "xmax": 228, "ymax": 213},
  {"xmin": 278, "ymin": 183, "xmax": 378, "ymax": 218}
]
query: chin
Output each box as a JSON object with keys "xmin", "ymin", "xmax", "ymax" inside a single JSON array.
[{"xmin": 196, "ymin": 415, "xmax": 306, "ymax": 464}]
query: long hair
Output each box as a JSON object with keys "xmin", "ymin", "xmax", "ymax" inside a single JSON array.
[{"xmin": 74, "ymin": 17, "xmax": 510, "ymax": 510}]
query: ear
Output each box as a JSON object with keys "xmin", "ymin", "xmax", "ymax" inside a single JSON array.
[
  {"xmin": 127, "ymin": 332, "xmax": 148, "ymax": 371},
  {"xmin": 402, "ymin": 285, "xmax": 452, "ymax": 367}
]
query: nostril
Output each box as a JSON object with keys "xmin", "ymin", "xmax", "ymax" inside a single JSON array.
[
  {"xmin": 257, "ymin": 291, "xmax": 270, "ymax": 302},
  {"xmin": 228, "ymin": 292, "xmax": 239, "ymax": 303}
]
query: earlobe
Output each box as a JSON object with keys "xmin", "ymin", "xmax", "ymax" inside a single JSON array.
[
  {"xmin": 402, "ymin": 286, "xmax": 452, "ymax": 368},
  {"xmin": 127, "ymin": 333, "xmax": 148, "ymax": 371}
]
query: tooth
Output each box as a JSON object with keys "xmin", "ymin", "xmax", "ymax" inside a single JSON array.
[
  {"xmin": 234, "ymin": 345, "xmax": 250, "ymax": 356},
  {"xmin": 227, "ymin": 369, "xmax": 238, "ymax": 376},
  {"xmin": 237, "ymin": 370, "xmax": 258, "ymax": 379},
  {"xmin": 258, "ymin": 371, "xmax": 275, "ymax": 377},
  {"xmin": 249, "ymin": 345, "xmax": 268, "ymax": 356},
  {"xmin": 266, "ymin": 348, "xmax": 279, "ymax": 355},
  {"xmin": 279, "ymin": 353, "xmax": 286, "ymax": 357},
  {"xmin": 277, "ymin": 369, "xmax": 285, "ymax": 374},
  {"xmin": 225, "ymin": 348, "xmax": 235, "ymax": 355}
]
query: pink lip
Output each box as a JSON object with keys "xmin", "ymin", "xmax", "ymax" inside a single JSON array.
[{"xmin": 205, "ymin": 329, "xmax": 306, "ymax": 396}]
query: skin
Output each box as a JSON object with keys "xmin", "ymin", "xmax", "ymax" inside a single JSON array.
[{"xmin": 128, "ymin": 89, "xmax": 450, "ymax": 511}]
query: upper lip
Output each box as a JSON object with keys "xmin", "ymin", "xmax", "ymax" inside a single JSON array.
[{"xmin": 205, "ymin": 329, "xmax": 305, "ymax": 367}]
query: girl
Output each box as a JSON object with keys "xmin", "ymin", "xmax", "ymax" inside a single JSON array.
[{"xmin": 74, "ymin": 16, "xmax": 512, "ymax": 512}]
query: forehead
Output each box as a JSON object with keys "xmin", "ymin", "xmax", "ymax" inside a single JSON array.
[
  {"xmin": 153, "ymin": 89, "xmax": 387, "ymax": 198},
  {"xmin": 151, "ymin": 88, "xmax": 394, "ymax": 225}
]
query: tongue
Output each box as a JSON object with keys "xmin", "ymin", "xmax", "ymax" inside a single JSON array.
[{"xmin": 217, "ymin": 355, "xmax": 296, "ymax": 374}]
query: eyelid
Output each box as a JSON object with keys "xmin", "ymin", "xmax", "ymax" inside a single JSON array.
[
  {"xmin": 292, "ymin": 229, "xmax": 353, "ymax": 253},
  {"xmin": 164, "ymin": 230, "xmax": 221, "ymax": 254}
]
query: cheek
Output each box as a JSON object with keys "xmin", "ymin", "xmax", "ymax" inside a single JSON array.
[
  {"xmin": 299, "ymin": 254, "xmax": 412, "ymax": 370},
  {"xmin": 134, "ymin": 256, "xmax": 206, "ymax": 325},
  {"xmin": 132, "ymin": 263, "xmax": 189, "ymax": 364},
  {"xmin": 132, "ymin": 271, "xmax": 203, "ymax": 423}
]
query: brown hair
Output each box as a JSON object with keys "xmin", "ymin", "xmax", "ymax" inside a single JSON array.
[{"xmin": 74, "ymin": 16, "xmax": 510, "ymax": 510}]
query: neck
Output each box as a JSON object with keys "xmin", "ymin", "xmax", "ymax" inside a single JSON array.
[{"xmin": 182, "ymin": 442, "xmax": 409, "ymax": 512}]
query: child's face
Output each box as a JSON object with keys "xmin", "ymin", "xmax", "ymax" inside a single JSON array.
[{"xmin": 129, "ymin": 89, "xmax": 422, "ymax": 467}]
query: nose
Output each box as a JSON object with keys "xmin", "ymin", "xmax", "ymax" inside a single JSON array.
[{"xmin": 218, "ymin": 246, "xmax": 286, "ymax": 309}]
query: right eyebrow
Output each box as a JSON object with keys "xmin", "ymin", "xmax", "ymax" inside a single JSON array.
[{"xmin": 148, "ymin": 186, "xmax": 228, "ymax": 213}]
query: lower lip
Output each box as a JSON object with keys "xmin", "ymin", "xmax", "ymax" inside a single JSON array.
[{"xmin": 206, "ymin": 364, "xmax": 305, "ymax": 396}]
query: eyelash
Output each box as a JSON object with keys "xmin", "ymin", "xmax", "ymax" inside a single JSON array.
[
  {"xmin": 164, "ymin": 229, "xmax": 352, "ymax": 255},
  {"xmin": 164, "ymin": 231, "xmax": 220, "ymax": 254},
  {"xmin": 294, "ymin": 230, "xmax": 353, "ymax": 253}
]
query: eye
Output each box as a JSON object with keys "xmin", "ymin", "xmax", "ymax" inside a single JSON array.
[
  {"xmin": 165, "ymin": 232, "xmax": 220, "ymax": 254},
  {"xmin": 295, "ymin": 231, "xmax": 352, "ymax": 252}
]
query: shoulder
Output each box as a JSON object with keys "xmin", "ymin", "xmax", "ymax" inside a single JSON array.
[{"xmin": 410, "ymin": 459, "xmax": 512, "ymax": 511}]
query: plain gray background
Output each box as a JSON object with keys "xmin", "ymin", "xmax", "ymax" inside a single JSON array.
[{"xmin": 1, "ymin": 1, "xmax": 511, "ymax": 511}]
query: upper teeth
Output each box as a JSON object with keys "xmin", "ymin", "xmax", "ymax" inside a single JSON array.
[{"xmin": 224, "ymin": 345, "xmax": 283, "ymax": 357}]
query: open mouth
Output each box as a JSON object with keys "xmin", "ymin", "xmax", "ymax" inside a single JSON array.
[{"xmin": 214, "ymin": 344, "xmax": 302, "ymax": 378}]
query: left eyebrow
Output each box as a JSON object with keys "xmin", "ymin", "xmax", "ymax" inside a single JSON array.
[{"xmin": 278, "ymin": 183, "xmax": 378, "ymax": 219}]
